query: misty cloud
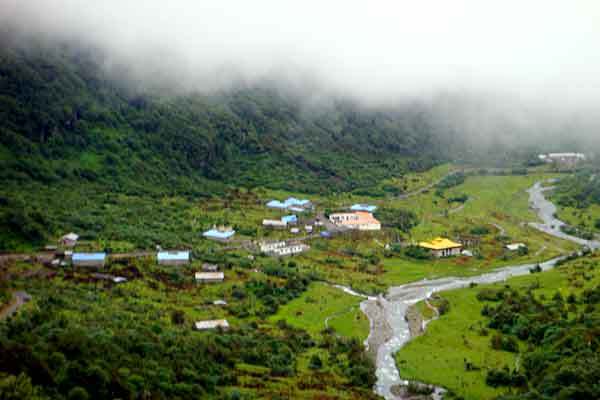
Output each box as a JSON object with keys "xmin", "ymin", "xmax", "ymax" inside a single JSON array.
[{"xmin": 2, "ymin": 0, "xmax": 600, "ymax": 148}]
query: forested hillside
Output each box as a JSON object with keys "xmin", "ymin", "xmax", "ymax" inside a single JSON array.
[{"xmin": 0, "ymin": 34, "xmax": 443, "ymax": 197}]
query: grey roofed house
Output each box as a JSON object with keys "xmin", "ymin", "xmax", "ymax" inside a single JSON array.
[
  {"xmin": 194, "ymin": 319, "xmax": 229, "ymax": 330},
  {"xmin": 195, "ymin": 272, "xmax": 225, "ymax": 283},
  {"xmin": 202, "ymin": 263, "xmax": 219, "ymax": 272}
]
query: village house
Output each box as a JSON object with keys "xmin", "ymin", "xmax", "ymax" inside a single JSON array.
[
  {"xmin": 329, "ymin": 211, "xmax": 381, "ymax": 231},
  {"xmin": 194, "ymin": 319, "xmax": 230, "ymax": 331},
  {"xmin": 258, "ymin": 240, "xmax": 287, "ymax": 253},
  {"xmin": 418, "ymin": 238, "xmax": 463, "ymax": 258},
  {"xmin": 203, "ymin": 225, "xmax": 236, "ymax": 241},
  {"xmin": 72, "ymin": 252, "xmax": 106, "ymax": 269},
  {"xmin": 157, "ymin": 251, "xmax": 190, "ymax": 266},
  {"xmin": 59, "ymin": 232, "xmax": 79, "ymax": 248},
  {"xmin": 262, "ymin": 219, "xmax": 287, "ymax": 229},
  {"xmin": 258, "ymin": 240, "xmax": 309, "ymax": 257},
  {"xmin": 195, "ymin": 272, "xmax": 225, "ymax": 283}
]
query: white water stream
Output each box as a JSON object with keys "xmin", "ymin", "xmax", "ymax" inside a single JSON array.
[{"xmin": 341, "ymin": 181, "xmax": 600, "ymax": 399}]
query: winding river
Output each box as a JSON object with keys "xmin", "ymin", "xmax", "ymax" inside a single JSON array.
[{"xmin": 359, "ymin": 181, "xmax": 600, "ymax": 399}]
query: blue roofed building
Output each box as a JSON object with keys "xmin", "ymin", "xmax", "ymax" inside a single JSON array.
[
  {"xmin": 350, "ymin": 204, "xmax": 377, "ymax": 212},
  {"xmin": 266, "ymin": 197, "xmax": 312, "ymax": 210},
  {"xmin": 72, "ymin": 252, "xmax": 106, "ymax": 269},
  {"xmin": 203, "ymin": 226, "xmax": 236, "ymax": 242},
  {"xmin": 281, "ymin": 215, "xmax": 298, "ymax": 225},
  {"xmin": 157, "ymin": 251, "xmax": 190, "ymax": 266}
]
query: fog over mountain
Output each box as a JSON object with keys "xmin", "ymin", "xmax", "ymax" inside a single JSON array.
[{"xmin": 2, "ymin": 0, "xmax": 600, "ymax": 148}]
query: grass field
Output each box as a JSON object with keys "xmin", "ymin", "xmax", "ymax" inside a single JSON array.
[
  {"xmin": 269, "ymin": 282, "xmax": 369, "ymax": 340},
  {"xmin": 395, "ymin": 254, "xmax": 600, "ymax": 400}
]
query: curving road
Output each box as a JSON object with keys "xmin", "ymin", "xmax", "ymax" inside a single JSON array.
[{"xmin": 360, "ymin": 180, "xmax": 599, "ymax": 399}]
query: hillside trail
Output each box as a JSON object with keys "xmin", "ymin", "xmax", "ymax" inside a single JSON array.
[
  {"xmin": 337, "ymin": 180, "xmax": 599, "ymax": 400},
  {"xmin": 0, "ymin": 291, "xmax": 31, "ymax": 320},
  {"xmin": 396, "ymin": 170, "xmax": 462, "ymax": 200}
]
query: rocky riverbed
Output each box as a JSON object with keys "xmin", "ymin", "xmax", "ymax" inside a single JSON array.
[{"xmin": 361, "ymin": 180, "xmax": 600, "ymax": 400}]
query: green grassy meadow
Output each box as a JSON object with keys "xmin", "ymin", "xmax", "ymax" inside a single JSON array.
[
  {"xmin": 396, "ymin": 254, "xmax": 600, "ymax": 400},
  {"xmin": 269, "ymin": 282, "xmax": 369, "ymax": 340}
]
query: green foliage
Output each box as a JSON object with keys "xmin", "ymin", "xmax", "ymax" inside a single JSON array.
[
  {"xmin": 0, "ymin": 39, "xmax": 442, "ymax": 199},
  {"xmin": 374, "ymin": 207, "xmax": 418, "ymax": 232},
  {"xmin": 404, "ymin": 245, "xmax": 432, "ymax": 260}
]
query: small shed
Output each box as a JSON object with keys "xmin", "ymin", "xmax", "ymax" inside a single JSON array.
[
  {"xmin": 195, "ymin": 272, "xmax": 225, "ymax": 283},
  {"xmin": 157, "ymin": 251, "xmax": 190, "ymax": 266},
  {"xmin": 72, "ymin": 252, "xmax": 106, "ymax": 269},
  {"xmin": 59, "ymin": 233, "xmax": 79, "ymax": 248},
  {"xmin": 202, "ymin": 263, "xmax": 219, "ymax": 272},
  {"xmin": 195, "ymin": 319, "xmax": 230, "ymax": 331}
]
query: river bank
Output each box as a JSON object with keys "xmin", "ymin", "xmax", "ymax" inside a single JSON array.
[{"xmin": 362, "ymin": 180, "xmax": 600, "ymax": 400}]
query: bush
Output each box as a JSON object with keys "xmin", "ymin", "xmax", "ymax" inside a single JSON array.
[{"xmin": 404, "ymin": 245, "xmax": 432, "ymax": 260}]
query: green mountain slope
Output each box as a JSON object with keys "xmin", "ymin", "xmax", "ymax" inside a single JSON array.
[{"xmin": 0, "ymin": 37, "xmax": 443, "ymax": 196}]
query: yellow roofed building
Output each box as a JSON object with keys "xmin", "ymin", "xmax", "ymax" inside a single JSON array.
[{"xmin": 418, "ymin": 237, "xmax": 463, "ymax": 258}]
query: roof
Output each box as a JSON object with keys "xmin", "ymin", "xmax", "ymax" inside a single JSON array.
[
  {"xmin": 203, "ymin": 229, "xmax": 235, "ymax": 239},
  {"xmin": 263, "ymin": 219, "xmax": 287, "ymax": 226},
  {"xmin": 157, "ymin": 251, "xmax": 189, "ymax": 261},
  {"xmin": 350, "ymin": 204, "xmax": 377, "ymax": 212},
  {"xmin": 418, "ymin": 238, "xmax": 463, "ymax": 250},
  {"xmin": 195, "ymin": 272, "xmax": 225, "ymax": 280},
  {"xmin": 506, "ymin": 243, "xmax": 526, "ymax": 251},
  {"xmin": 72, "ymin": 252, "xmax": 106, "ymax": 261},
  {"xmin": 281, "ymin": 215, "xmax": 297, "ymax": 223},
  {"xmin": 330, "ymin": 211, "xmax": 380, "ymax": 226},
  {"xmin": 195, "ymin": 319, "xmax": 229, "ymax": 330},
  {"xmin": 61, "ymin": 233, "xmax": 79, "ymax": 241},
  {"xmin": 266, "ymin": 197, "xmax": 311, "ymax": 209}
]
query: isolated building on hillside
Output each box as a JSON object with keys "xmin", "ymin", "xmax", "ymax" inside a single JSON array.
[
  {"xmin": 418, "ymin": 238, "xmax": 463, "ymax": 258},
  {"xmin": 157, "ymin": 251, "xmax": 190, "ymax": 266},
  {"xmin": 72, "ymin": 252, "xmax": 106, "ymax": 269},
  {"xmin": 203, "ymin": 226, "xmax": 236, "ymax": 241},
  {"xmin": 538, "ymin": 153, "xmax": 586, "ymax": 168},
  {"xmin": 195, "ymin": 272, "xmax": 224, "ymax": 283},
  {"xmin": 506, "ymin": 243, "xmax": 527, "ymax": 251},
  {"xmin": 194, "ymin": 319, "xmax": 229, "ymax": 331},
  {"xmin": 350, "ymin": 204, "xmax": 377, "ymax": 213},
  {"xmin": 59, "ymin": 233, "xmax": 79, "ymax": 248},
  {"xmin": 329, "ymin": 211, "xmax": 381, "ymax": 231}
]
